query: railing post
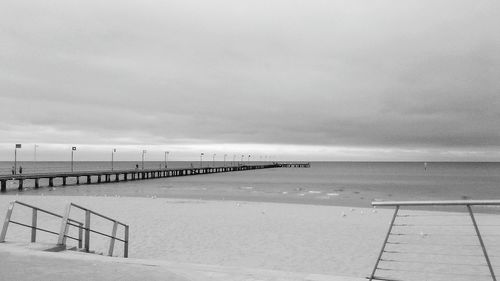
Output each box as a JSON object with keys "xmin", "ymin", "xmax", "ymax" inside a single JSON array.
[
  {"xmin": 31, "ymin": 208, "xmax": 37, "ymax": 242},
  {"xmin": 124, "ymin": 225, "xmax": 129, "ymax": 258},
  {"xmin": 467, "ymin": 205, "xmax": 497, "ymax": 281},
  {"xmin": 0, "ymin": 180, "xmax": 6, "ymax": 192},
  {"xmin": 369, "ymin": 205, "xmax": 400, "ymax": 281},
  {"xmin": 0, "ymin": 202, "xmax": 15, "ymax": 242},
  {"xmin": 84, "ymin": 210, "xmax": 91, "ymax": 252},
  {"xmin": 57, "ymin": 204, "xmax": 72, "ymax": 245},
  {"xmin": 108, "ymin": 221, "xmax": 118, "ymax": 256},
  {"xmin": 78, "ymin": 222, "xmax": 83, "ymax": 249}
]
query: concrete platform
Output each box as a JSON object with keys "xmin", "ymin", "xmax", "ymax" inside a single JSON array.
[{"xmin": 0, "ymin": 242, "xmax": 364, "ymax": 281}]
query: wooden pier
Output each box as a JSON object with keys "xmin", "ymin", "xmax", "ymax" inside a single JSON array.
[
  {"xmin": 0, "ymin": 163, "xmax": 283, "ymax": 192},
  {"xmin": 276, "ymin": 162, "xmax": 311, "ymax": 168}
]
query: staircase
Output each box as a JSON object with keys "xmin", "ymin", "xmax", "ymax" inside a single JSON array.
[{"xmin": 0, "ymin": 200, "xmax": 129, "ymax": 258}]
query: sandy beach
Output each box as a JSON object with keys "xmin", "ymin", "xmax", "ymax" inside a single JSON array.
[
  {"xmin": 0, "ymin": 195, "xmax": 389, "ymax": 278},
  {"xmin": 1, "ymin": 195, "xmax": 499, "ymax": 280}
]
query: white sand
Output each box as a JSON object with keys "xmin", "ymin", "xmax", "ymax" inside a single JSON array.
[{"xmin": 0, "ymin": 195, "xmax": 499, "ymax": 280}]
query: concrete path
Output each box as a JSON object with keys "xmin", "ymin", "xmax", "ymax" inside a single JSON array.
[{"xmin": 0, "ymin": 243, "xmax": 365, "ymax": 281}]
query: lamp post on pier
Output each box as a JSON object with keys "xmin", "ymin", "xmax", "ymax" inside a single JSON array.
[
  {"xmin": 248, "ymin": 155, "xmax": 251, "ymax": 164},
  {"xmin": 14, "ymin": 144, "xmax": 21, "ymax": 175},
  {"xmin": 224, "ymin": 154, "xmax": 227, "ymax": 167},
  {"xmin": 200, "ymin": 153, "xmax": 204, "ymax": 168},
  {"xmin": 232, "ymin": 154, "xmax": 236, "ymax": 166},
  {"xmin": 71, "ymin": 146, "xmax": 77, "ymax": 172},
  {"xmin": 164, "ymin": 151, "xmax": 169, "ymax": 169},
  {"xmin": 141, "ymin": 150, "xmax": 147, "ymax": 170},
  {"xmin": 212, "ymin": 154, "xmax": 216, "ymax": 167},
  {"xmin": 111, "ymin": 148, "xmax": 116, "ymax": 171},
  {"xmin": 240, "ymin": 154, "xmax": 244, "ymax": 166},
  {"xmin": 34, "ymin": 144, "xmax": 39, "ymax": 173}
]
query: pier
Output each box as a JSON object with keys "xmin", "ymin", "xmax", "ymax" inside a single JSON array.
[
  {"xmin": 276, "ymin": 162, "xmax": 311, "ymax": 168},
  {"xmin": 0, "ymin": 163, "xmax": 307, "ymax": 192}
]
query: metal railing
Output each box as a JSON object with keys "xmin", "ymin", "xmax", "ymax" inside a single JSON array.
[
  {"xmin": 57, "ymin": 202, "xmax": 129, "ymax": 257},
  {"xmin": 368, "ymin": 200, "xmax": 500, "ymax": 281},
  {"xmin": 0, "ymin": 201, "xmax": 83, "ymax": 247}
]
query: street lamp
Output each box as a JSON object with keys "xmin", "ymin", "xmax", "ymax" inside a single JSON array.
[
  {"xmin": 164, "ymin": 151, "xmax": 169, "ymax": 169},
  {"xmin": 34, "ymin": 144, "xmax": 39, "ymax": 173},
  {"xmin": 14, "ymin": 144, "xmax": 21, "ymax": 175},
  {"xmin": 240, "ymin": 154, "xmax": 244, "ymax": 166},
  {"xmin": 232, "ymin": 154, "xmax": 236, "ymax": 166},
  {"xmin": 248, "ymin": 155, "xmax": 251, "ymax": 164},
  {"xmin": 224, "ymin": 154, "xmax": 227, "ymax": 167},
  {"xmin": 212, "ymin": 154, "xmax": 216, "ymax": 167},
  {"xmin": 200, "ymin": 153, "xmax": 204, "ymax": 168},
  {"xmin": 71, "ymin": 146, "xmax": 77, "ymax": 172},
  {"xmin": 111, "ymin": 148, "xmax": 116, "ymax": 171},
  {"xmin": 142, "ymin": 150, "xmax": 147, "ymax": 169}
]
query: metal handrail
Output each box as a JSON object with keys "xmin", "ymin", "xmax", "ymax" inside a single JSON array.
[
  {"xmin": 373, "ymin": 200, "xmax": 500, "ymax": 206},
  {"xmin": 69, "ymin": 202, "xmax": 128, "ymax": 227},
  {"xmin": 57, "ymin": 203, "xmax": 129, "ymax": 257},
  {"xmin": 11, "ymin": 201, "xmax": 83, "ymax": 225},
  {"xmin": 0, "ymin": 201, "xmax": 83, "ymax": 247},
  {"xmin": 368, "ymin": 199, "xmax": 499, "ymax": 281},
  {"xmin": 65, "ymin": 221, "xmax": 127, "ymax": 243}
]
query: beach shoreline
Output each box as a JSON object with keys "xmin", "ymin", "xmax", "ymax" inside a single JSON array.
[
  {"xmin": 3, "ymin": 162, "xmax": 500, "ymax": 210},
  {"xmin": 1, "ymin": 194, "xmax": 499, "ymax": 280},
  {"xmin": 0, "ymin": 194, "xmax": 390, "ymax": 278}
]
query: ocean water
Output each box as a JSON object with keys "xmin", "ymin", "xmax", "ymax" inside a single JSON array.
[{"xmin": 1, "ymin": 161, "xmax": 500, "ymax": 208}]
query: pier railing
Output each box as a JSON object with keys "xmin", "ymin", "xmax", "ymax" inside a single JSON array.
[
  {"xmin": 369, "ymin": 200, "xmax": 500, "ymax": 281},
  {"xmin": 58, "ymin": 202, "xmax": 129, "ymax": 257},
  {"xmin": 0, "ymin": 163, "xmax": 280, "ymax": 192},
  {"xmin": 275, "ymin": 162, "xmax": 311, "ymax": 168},
  {"xmin": 0, "ymin": 201, "xmax": 83, "ymax": 247}
]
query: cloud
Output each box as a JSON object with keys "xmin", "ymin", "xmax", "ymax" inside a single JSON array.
[{"xmin": 1, "ymin": 0, "xmax": 499, "ymax": 160}]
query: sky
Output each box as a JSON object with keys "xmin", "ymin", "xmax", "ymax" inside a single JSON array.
[{"xmin": 1, "ymin": 0, "xmax": 499, "ymax": 162}]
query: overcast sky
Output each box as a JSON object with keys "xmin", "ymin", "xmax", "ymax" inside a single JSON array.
[{"xmin": 1, "ymin": 0, "xmax": 499, "ymax": 161}]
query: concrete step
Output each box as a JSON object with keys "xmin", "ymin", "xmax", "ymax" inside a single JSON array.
[{"xmin": 1, "ymin": 242, "xmax": 365, "ymax": 281}]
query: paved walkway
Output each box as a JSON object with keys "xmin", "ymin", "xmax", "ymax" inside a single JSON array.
[
  {"xmin": 0, "ymin": 243, "xmax": 365, "ymax": 281},
  {"xmin": 0, "ymin": 243, "xmax": 187, "ymax": 281}
]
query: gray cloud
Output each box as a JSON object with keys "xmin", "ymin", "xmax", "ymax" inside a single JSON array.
[{"xmin": 1, "ymin": 0, "xmax": 499, "ymax": 160}]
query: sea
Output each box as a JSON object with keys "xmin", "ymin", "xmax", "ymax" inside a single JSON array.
[{"xmin": 1, "ymin": 161, "xmax": 500, "ymax": 208}]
